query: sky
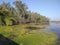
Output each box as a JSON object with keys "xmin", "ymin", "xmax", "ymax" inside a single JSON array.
[{"xmin": 0, "ymin": 0, "xmax": 60, "ymax": 21}]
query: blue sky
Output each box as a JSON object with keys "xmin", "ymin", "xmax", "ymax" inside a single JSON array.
[{"xmin": 0, "ymin": 0, "xmax": 60, "ymax": 21}]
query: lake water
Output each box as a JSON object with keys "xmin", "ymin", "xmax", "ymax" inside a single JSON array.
[
  {"xmin": 48, "ymin": 22, "xmax": 60, "ymax": 45},
  {"xmin": 49, "ymin": 23, "xmax": 60, "ymax": 35}
]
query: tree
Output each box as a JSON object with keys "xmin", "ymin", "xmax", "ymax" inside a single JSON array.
[
  {"xmin": 0, "ymin": 2, "xmax": 17, "ymax": 25},
  {"xmin": 0, "ymin": 7, "xmax": 9, "ymax": 25},
  {"xmin": 0, "ymin": 0, "xmax": 49, "ymax": 25},
  {"xmin": 13, "ymin": 0, "xmax": 28, "ymax": 23}
]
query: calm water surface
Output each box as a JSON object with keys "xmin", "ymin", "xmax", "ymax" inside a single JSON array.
[
  {"xmin": 49, "ymin": 23, "xmax": 60, "ymax": 36},
  {"xmin": 48, "ymin": 22, "xmax": 60, "ymax": 45}
]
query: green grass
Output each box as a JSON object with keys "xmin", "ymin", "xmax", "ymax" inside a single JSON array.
[
  {"xmin": 0, "ymin": 24, "xmax": 57, "ymax": 45},
  {"xmin": 13, "ymin": 33, "xmax": 57, "ymax": 45}
]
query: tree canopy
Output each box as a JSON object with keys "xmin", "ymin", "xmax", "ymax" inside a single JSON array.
[{"xmin": 0, "ymin": 0, "xmax": 49, "ymax": 26}]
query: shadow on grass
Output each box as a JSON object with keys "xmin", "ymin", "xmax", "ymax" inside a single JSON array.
[
  {"xmin": 0, "ymin": 34, "xmax": 19, "ymax": 45},
  {"xmin": 25, "ymin": 26, "xmax": 45, "ymax": 30},
  {"xmin": 56, "ymin": 34, "xmax": 60, "ymax": 45}
]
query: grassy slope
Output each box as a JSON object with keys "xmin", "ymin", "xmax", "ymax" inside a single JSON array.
[{"xmin": 0, "ymin": 24, "xmax": 57, "ymax": 45}]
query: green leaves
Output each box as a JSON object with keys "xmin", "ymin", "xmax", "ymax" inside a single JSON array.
[
  {"xmin": 0, "ymin": 16, "xmax": 2, "ymax": 25},
  {"xmin": 0, "ymin": 0, "xmax": 49, "ymax": 25},
  {"xmin": 4, "ymin": 17, "xmax": 12, "ymax": 26}
]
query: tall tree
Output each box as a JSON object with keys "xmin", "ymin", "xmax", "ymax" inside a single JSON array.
[
  {"xmin": 0, "ymin": 2, "xmax": 17, "ymax": 25},
  {"xmin": 13, "ymin": 0, "xmax": 28, "ymax": 23}
]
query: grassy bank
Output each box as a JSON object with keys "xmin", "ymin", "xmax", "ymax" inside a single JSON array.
[{"xmin": 0, "ymin": 24, "xmax": 57, "ymax": 45}]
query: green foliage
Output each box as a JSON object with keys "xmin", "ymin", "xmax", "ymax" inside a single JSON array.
[
  {"xmin": 0, "ymin": 4, "xmax": 17, "ymax": 25},
  {"xmin": 0, "ymin": 0, "xmax": 49, "ymax": 25},
  {"xmin": 0, "ymin": 16, "xmax": 2, "ymax": 25},
  {"xmin": 4, "ymin": 17, "xmax": 12, "ymax": 26}
]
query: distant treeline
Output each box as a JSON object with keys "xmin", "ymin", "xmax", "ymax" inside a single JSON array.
[
  {"xmin": 0, "ymin": 0, "xmax": 49, "ymax": 26},
  {"xmin": 51, "ymin": 21, "xmax": 60, "ymax": 23}
]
